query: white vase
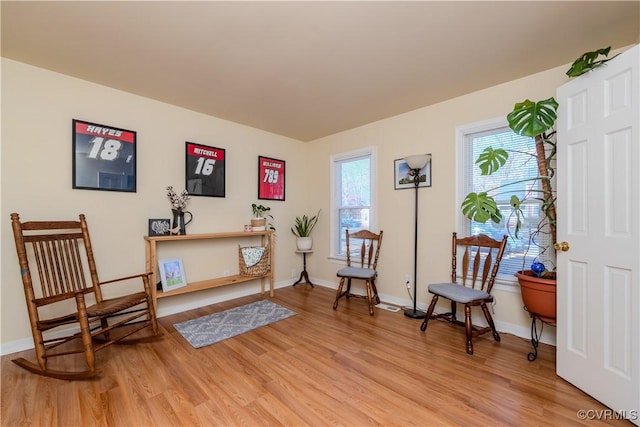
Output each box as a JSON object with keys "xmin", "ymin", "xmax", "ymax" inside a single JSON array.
[{"xmin": 296, "ymin": 237, "xmax": 313, "ymax": 251}]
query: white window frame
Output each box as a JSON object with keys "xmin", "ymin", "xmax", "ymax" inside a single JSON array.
[
  {"xmin": 456, "ymin": 117, "xmax": 544, "ymax": 289},
  {"xmin": 329, "ymin": 146, "xmax": 377, "ymax": 261}
]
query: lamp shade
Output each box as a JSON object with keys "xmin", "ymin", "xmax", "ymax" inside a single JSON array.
[{"xmin": 403, "ymin": 154, "xmax": 429, "ymax": 170}]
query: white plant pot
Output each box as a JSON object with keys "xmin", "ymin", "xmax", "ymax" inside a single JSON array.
[{"xmin": 296, "ymin": 237, "xmax": 313, "ymax": 251}]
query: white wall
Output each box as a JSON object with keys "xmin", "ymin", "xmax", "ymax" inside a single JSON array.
[
  {"xmin": 304, "ymin": 62, "xmax": 573, "ymax": 343},
  {"xmin": 1, "ymin": 57, "xmax": 574, "ymax": 354},
  {"xmin": 0, "ymin": 59, "xmax": 308, "ymax": 352}
]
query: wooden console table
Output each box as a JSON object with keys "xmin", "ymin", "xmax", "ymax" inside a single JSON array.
[{"xmin": 145, "ymin": 231, "xmax": 275, "ymax": 309}]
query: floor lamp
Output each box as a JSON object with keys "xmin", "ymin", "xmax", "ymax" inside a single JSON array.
[{"xmin": 403, "ymin": 154, "xmax": 430, "ymax": 319}]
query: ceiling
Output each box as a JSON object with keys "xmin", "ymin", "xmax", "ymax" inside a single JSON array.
[{"xmin": 2, "ymin": 1, "xmax": 639, "ymax": 142}]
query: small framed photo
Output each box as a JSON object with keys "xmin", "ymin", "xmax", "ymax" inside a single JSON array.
[
  {"xmin": 258, "ymin": 156, "xmax": 285, "ymax": 201},
  {"xmin": 72, "ymin": 119, "xmax": 137, "ymax": 192},
  {"xmin": 394, "ymin": 155, "xmax": 432, "ymax": 190},
  {"xmin": 148, "ymin": 218, "xmax": 171, "ymax": 236},
  {"xmin": 185, "ymin": 142, "xmax": 226, "ymax": 197},
  {"xmin": 158, "ymin": 258, "xmax": 187, "ymax": 293}
]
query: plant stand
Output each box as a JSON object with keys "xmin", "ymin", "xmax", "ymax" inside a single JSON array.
[
  {"xmin": 292, "ymin": 250, "xmax": 314, "ymax": 287},
  {"xmin": 515, "ymin": 270, "xmax": 557, "ymax": 361},
  {"xmin": 526, "ymin": 309, "xmax": 556, "ymax": 361}
]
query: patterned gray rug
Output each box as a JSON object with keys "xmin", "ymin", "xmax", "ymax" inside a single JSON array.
[{"xmin": 173, "ymin": 299, "xmax": 296, "ymax": 348}]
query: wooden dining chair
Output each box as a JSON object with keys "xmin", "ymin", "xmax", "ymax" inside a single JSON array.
[
  {"xmin": 333, "ymin": 229, "xmax": 383, "ymax": 316},
  {"xmin": 10, "ymin": 213, "xmax": 160, "ymax": 380},
  {"xmin": 420, "ymin": 232, "xmax": 508, "ymax": 355}
]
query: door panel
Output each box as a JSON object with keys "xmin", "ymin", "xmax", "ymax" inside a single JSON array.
[
  {"xmin": 566, "ymin": 260, "xmax": 587, "ymax": 356},
  {"xmin": 557, "ymin": 45, "xmax": 639, "ymax": 424}
]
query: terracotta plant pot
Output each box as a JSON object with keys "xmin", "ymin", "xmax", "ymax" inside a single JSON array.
[{"xmin": 515, "ymin": 270, "xmax": 557, "ymax": 323}]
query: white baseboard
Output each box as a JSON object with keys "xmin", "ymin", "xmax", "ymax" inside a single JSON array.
[{"xmin": 0, "ymin": 337, "xmax": 37, "ymax": 357}]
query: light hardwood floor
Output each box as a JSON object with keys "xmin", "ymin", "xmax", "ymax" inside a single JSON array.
[{"xmin": 1, "ymin": 285, "xmax": 628, "ymax": 426}]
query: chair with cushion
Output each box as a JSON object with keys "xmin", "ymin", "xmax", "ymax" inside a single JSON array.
[
  {"xmin": 420, "ymin": 232, "xmax": 507, "ymax": 354},
  {"xmin": 10, "ymin": 212, "xmax": 160, "ymax": 380},
  {"xmin": 333, "ymin": 229, "xmax": 383, "ymax": 316}
]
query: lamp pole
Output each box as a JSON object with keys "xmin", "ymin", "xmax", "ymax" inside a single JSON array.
[{"xmin": 404, "ymin": 166, "xmax": 426, "ymax": 319}]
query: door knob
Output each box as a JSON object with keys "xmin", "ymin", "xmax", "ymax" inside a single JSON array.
[{"xmin": 554, "ymin": 241, "xmax": 570, "ymax": 252}]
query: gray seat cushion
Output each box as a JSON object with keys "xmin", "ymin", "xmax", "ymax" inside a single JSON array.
[
  {"xmin": 428, "ymin": 282, "xmax": 492, "ymax": 304},
  {"xmin": 337, "ymin": 266, "xmax": 375, "ymax": 279}
]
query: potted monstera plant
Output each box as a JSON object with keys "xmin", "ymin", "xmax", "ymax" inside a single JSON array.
[
  {"xmin": 291, "ymin": 210, "xmax": 320, "ymax": 251},
  {"xmin": 461, "ymin": 47, "xmax": 616, "ymax": 322}
]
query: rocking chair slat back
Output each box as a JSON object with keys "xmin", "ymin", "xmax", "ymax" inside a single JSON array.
[
  {"xmin": 16, "ymin": 221, "xmax": 97, "ymax": 305},
  {"xmin": 33, "ymin": 237, "xmax": 89, "ymax": 304}
]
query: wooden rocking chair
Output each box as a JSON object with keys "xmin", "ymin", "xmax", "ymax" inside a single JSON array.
[{"xmin": 10, "ymin": 213, "xmax": 160, "ymax": 380}]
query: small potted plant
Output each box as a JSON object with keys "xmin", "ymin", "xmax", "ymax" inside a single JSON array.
[
  {"xmin": 291, "ymin": 210, "xmax": 320, "ymax": 251},
  {"xmin": 251, "ymin": 203, "xmax": 275, "ymax": 231},
  {"xmin": 460, "ymin": 47, "xmax": 616, "ymax": 321}
]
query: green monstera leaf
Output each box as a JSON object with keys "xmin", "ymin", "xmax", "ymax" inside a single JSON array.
[
  {"xmin": 566, "ymin": 46, "xmax": 617, "ymax": 77},
  {"xmin": 461, "ymin": 192, "xmax": 502, "ymax": 224},
  {"xmin": 476, "ymin": 147, "xmax": 508, "ymax": 176},
  {"xmin": 507, "ymin": 98, "xmax": 558, "ymax": 138}
]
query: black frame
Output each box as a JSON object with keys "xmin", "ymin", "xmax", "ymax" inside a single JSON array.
[
  {"xmin": 394, "ymin": 155, "xmax": 432, "ymax": 190},
  {"xmin": 148, "ymin": 218, "xmax": 171, "ymax": 236},
  {"xmin": 258, "ymin": 156, "xmax": 286, "ymax": 201},
  {"xmin": 185, "ymin": 142, "xmax": 226, "ymax": 197},
  {"xmin": 72, "ymin": 119, "xmax": 137, "ymax": 192}
]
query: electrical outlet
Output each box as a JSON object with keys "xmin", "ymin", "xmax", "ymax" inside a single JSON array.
[
  {"xmin": 223, "ymin": 270, "xmax": 230, "ymax": 277},
  {"xmin": 405, "ymin": 274, "xmax": 411, "ymax": 284},
  {"xmin": 291, "ymin": 268, "xmax": 297, "ymax": 278}
]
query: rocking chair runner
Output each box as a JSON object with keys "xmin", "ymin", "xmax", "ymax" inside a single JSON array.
[
  {"xmin": 420, "ymin": 233, "xmax": 508, "ymax": 355},
  {"xmin": 10, "ymin": 213, "xmax": 160, "ymax": 380}
]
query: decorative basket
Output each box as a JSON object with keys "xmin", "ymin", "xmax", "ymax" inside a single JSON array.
[{"xmin": 239, "ymin": 245, "xmax": 270, "ymax": 276}]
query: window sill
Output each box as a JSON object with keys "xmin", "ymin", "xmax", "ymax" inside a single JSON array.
[
  {"xmin": 327, "ymin": 255, "xmax": 348, "ymax": 265},
  {"xmin": 493, "ymin": 276, "xmax": 520, "ymax": 293}
]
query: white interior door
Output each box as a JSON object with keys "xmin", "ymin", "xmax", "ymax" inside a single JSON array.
[{"xmin": 556, "ymin": 44, "xmax": 639, "ymax": 424}]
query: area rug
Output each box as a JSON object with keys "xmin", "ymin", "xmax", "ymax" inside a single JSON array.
[{"xmin": 173, "ymin": 299, "xmax": 296, "ymax": 348}]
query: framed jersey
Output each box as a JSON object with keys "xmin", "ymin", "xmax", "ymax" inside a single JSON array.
[
  {"xmin": 185, "ymin": 142, "xmax": 225, "ymax": 197},
  {"xmin": 72, "ymin": 119, "xmax": 137, "ymax": 192},
  {"xmin": 258, "ymin": 156, "xmax": 285, "ymax": 201}
]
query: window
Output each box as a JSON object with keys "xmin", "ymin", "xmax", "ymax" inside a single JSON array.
[
  {"xmin": 457, "ymin": 118, "xmax": 552, "ymax": 280},
  {"xmin": 331, "ymin": 147, "xmax": 376, "ymax": 258}
]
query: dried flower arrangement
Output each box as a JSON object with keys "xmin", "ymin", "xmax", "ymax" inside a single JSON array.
[{"xmin": 166, "ymin": 186, "xmax": 190, "ymax": 211}]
